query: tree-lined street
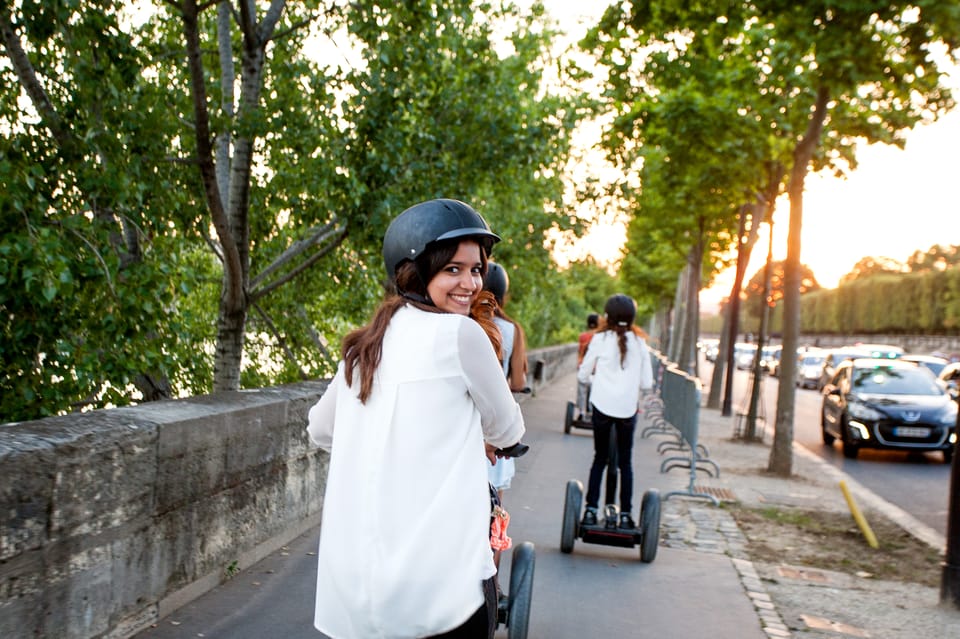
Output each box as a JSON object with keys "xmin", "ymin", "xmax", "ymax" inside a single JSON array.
[{"xmin": 716, "ymin": 361, "xmax": 951, "ymax": 536}]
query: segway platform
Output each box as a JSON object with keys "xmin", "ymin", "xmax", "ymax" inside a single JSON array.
[
  {"xmin": 563, "ymin": 401, "xmax": 592, "ymax": 434},
  {"xmin": 561, "ymin": 479, "xmax": 661, "ymax": 561}
]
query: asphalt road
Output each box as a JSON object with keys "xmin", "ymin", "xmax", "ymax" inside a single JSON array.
[{"xmin": 713, "ymin": 361, "xmax": 952, "ymax": 536}]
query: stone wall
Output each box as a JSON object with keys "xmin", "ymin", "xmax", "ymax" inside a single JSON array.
[
  {"xmin": 0, "ymin": 345, "xmax": 575, "ymax": 639},
  {"xmin": 0, "ymin": 382, "xmax": 330, "ymax": 639}
]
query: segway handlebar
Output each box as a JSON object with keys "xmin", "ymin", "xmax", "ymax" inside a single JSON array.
[{"xmin": 495, "ymin": 442, "xmax": 530, "ymax": 458}]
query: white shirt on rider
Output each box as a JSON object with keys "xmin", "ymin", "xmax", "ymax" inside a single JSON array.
[
  {"xmin": 578, "ymin": 329, "xmax": 653, "ymax": 419},
  {"xmin": 307, "ymin": 305, "xmax": 524, "ymax": 638}
]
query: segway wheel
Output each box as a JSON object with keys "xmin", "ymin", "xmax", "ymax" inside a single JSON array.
[
  {"xmin": 507, "ymin": 541, "xmax": 535, "ymax": 639},
  {"xmin": 639, "ymin": 489, "xmax": 661, "ymax": 563},
  {"xmin": 560, "ymin": 479, "xmax": 583, "ymax": 554},
  {"xmin": 564, "ymin": 402, "xmax": 574, "ymax": 434}
]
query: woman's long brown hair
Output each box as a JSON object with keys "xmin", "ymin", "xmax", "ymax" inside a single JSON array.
[
  {"xmin": 601, "ymin": 295, "xmax": 636, "ymax": 368},
  {"xmin": 340, "ymin": 239, "xmax": 501, "ymax": 403}
]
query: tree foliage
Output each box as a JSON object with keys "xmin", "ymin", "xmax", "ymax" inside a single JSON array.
[
  {"xmin": 581, "ymin": 0, "xmax": 959, "ymax": 475},
  {"xmin": 792, "ymin": 265, "xmax": 960, "ymax": 334},
  {"xmin": 838, "ymin": 256, "xmax": 906, "ymax": 285},
  {"xmin": 0, "ymin": 0, "xmax": 594, "ymax": 421},
  {"xmin": 743, "ymin": 260, "xmax": 820, "ymax": 320},
  {"xmin": 0, "ymin": 1, "xmax": 207, "ymax": 420}
]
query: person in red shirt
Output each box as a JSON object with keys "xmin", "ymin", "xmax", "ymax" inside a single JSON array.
[{"xmin": 576, "ymin": 313, "xmax": 600, "ymax": 421}]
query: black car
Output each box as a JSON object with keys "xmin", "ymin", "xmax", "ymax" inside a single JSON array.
[
  {"xmin": 817, "ymin": 347, "xmax": 871, "ymax": 390},
  {"xmin": 820, "ymin": 358, "xmax": 958, "ymax": 463}
]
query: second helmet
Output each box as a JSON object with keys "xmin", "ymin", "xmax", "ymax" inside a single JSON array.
[{"xmin": 483, "ymin": 262, "xmax": 509, "ymax": 306}]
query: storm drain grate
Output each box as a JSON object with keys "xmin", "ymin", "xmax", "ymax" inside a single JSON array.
[
  {"xmin": 692, "ymin": 485, "xmax": 737, "ymax": 502},
  {"xmin": 801, "ymin": 614, "xmax": 870, "ymax": 637},
  {"xmin": 778, "ymin": 566, "xmax": 830, "ymax": 583}
]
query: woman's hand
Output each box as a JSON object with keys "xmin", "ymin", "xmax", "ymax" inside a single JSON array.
[{"xmin": 484, "ymin": 442, "xmax": 499, "ymax": 465}]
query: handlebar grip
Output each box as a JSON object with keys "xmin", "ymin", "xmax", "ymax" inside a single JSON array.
[{"xmin": 495, "ymin": 442, "xmax": 530, "ymax": 458}]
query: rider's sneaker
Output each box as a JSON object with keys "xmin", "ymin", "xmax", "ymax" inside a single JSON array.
[
  {"xmin": 581, "ymin": 507, "xmax": 598, "ymax": 526},
  {"xmin": 619, "ymin": 513, "xmax": 636, "ymax": 529}
]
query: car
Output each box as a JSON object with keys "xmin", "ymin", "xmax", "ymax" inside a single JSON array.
[
  {"xmin": 698, "ymin": 338, "xmax": 720, "ymax": 363},
  {"xmin": 796, "ymin": 350, "xmax": 826, "ymax": 389},
  {"xmin": 900, "ymin": 354, "xmax": 950, "ymax": 377},
  {"xmin": 734, "ymin": 343, "xmax": 757, "ymax": 370},
  {"xmin": 852, "ymin": 343, "xmax": 905, "ymax": 359},
  {"xmin": 759, "ymin": 345, "xmax": 782, "ymax": 376},
  {"xmin": 939, "ymin": 362, "xmax": 960, "ymax": 400},
  {"xmin": 817, "ymin": 347, "xmax": 872, "ymax": 390},
  {"xmin": 820, "ymin": 358, "xmax": 958, "ymax": 462}
]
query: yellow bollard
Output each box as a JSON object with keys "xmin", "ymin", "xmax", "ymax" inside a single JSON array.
[{"xmin": 839, "ymin": 480, "xmax": 879, "ymax": 549}]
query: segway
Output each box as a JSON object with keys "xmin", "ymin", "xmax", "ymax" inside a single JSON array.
[
  {"xmin": 563, "ymin": 382, "xmax": 593, "ymax": 434},
  {"xmin": 492, "ymin": 443, "xmax": 536, "ymax": 638},
  {"xmin": 560, "ymin": 430, "xmax": 661, "ymax": 562}
]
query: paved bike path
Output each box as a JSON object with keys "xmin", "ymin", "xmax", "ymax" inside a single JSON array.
[{"xmin": 137, "ymin": 371, "xmax": 766, "ymax": 638}]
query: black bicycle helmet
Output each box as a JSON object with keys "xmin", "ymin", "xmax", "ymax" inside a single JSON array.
[
  {"xmin": 604, "ymin": 294, "xmax": 636, "ymax": 328},
  {"xmin": 587, "ymin": 313, "xmax": 599, "ymax": 329},
  {"xmin": 483, "ymin": 262, "xmax": 509, "ymax": 306},
  {"xmin": 382, "ymin": 199, "xmax": 500, "ymax": 281}
]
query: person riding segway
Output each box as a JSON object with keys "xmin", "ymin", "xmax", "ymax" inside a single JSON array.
[
  {"xmin": 560, "ymin": 294, "xmax": 661, "ymax": 562},
  {"xmin": 306, "ymin": 198, "xmax": 533, "ymax": 638}
]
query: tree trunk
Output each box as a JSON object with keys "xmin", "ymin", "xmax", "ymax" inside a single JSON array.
[
  {"xmin": 214, "ymin": 293, "xmax": 247, "ymax": 393},
  {"xmin": 706, "ymin": 303, "xmax": 730, "ymax": 409},
  {"xmin": 669, "ymin": 268, "xmax": 686, "ymax": 364},
  {"xmin": 679, "ymin": 246, "xmax": 702, "ymax": 375},
  {"xmin": 744, "ymin": 220, "xmax": 775, "ymax": 440},
  {"xmin": 769, "ymin": 86, "xmax": 830, "ymax": 476}
]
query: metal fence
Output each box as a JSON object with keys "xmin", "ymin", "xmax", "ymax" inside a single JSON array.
[{"xmin": 642, "ymin": 350, "xmax": 720, "ymax": 505}]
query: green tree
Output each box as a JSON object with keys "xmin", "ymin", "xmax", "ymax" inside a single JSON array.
[
  {"xmin": 838, "ymin": 256, "xmax": 906, "ymax": 284},
  {"xmin": 0, "ymin": 2, "xmax": 207, "ymax": 420},
  {"xmin": 582, "ymin": 5, "xmax": 781, "ymax": 374},
  {"xmin": 906, "ymin": 244, "xmax": 960, "ymax": 273},
  {"xmin": 743, "ymin": 260, "xmax": 820, "ymax": 322},
  {"xmin": 605, "ymin": 1, "xmax": 959, "ymax": 475},
  {"xmin": 1, "ymin": 1, "xmax": 589, "ymax": 420}
]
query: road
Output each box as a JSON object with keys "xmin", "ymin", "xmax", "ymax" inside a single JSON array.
[{"xmin": 707, "ymin": 360, "xmax": 952, "ymax": 536}]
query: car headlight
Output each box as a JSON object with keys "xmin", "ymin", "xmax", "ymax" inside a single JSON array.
[{"xmin": 847, "ymin": 401, "xmax": 884, "ymax": 422}]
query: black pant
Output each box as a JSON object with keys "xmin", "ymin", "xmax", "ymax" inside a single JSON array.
[
  {"xmin": 426, "ymin": 604, "xmax": 489, "ymax": 639},
  {"xmin": 426, "ymin": 576, "xmax": 497, "ymax": 639},
  {"xmin": 585, "ymin": 406, "xmax": 637, "ymax": 512}
]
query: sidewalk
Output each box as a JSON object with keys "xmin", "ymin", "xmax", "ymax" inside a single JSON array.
[
  {"xmin": 653, "ymin": 374, "xmax": 960, "ymax": 638},
  {"xmin": 136, "ymin": 369, "xmax": 959, "ymax": 638}
]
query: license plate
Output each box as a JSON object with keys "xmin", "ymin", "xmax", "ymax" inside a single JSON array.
[{"xmin": 894, "ymin": 426, "xmax": 929, "ymax": 437}]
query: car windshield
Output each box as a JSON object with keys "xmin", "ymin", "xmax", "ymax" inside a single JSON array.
[
  {"xmin": 802, "ymin": 356, "xmax": 824, "ymax": 365},
  {"xmin": 833, "ymin": 352, "xmax": 867, "ymax": 364},
  {"xmin": 851, "ymin": 366, "xmax": 943, "ymax": 396}
]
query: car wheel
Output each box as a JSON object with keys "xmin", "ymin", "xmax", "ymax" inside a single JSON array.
[
  {"xmin": 944, "ymin": 447, "xmax": 954, "ymax": 464},
  {"xmin": 820, "ymin": 411, "xmax": 835, "ymax": 446},
  {"xmin": 840, "ymin": 420, "xmax": 859, "ymax": 459}
]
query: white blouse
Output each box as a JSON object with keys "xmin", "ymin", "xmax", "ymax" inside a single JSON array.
[
  {"xmin": 577, "ymin": 330, "xmax": 654, "ymax": 419},
  {"xmin": 307, "ymin": 305, "xmax": 525, "ymax": 638}
]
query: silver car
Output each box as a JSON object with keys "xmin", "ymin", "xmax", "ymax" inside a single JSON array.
[{"xmin": 796, "ymin": 351, "xmax": 826, "ymax": 389}]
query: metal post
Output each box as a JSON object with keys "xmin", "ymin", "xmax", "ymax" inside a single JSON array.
[
  {"xmin": 745, "ymin": 219, "xmax": 775, "ymax": 440},
  {"xmin": 941, "ymin": 399, "xmax": 960, "ymax": 608}
]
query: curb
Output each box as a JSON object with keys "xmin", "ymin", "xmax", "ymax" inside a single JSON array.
[{"xmin": 791, "ymin": 441, "xmax": 947, "ymax": 552}]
